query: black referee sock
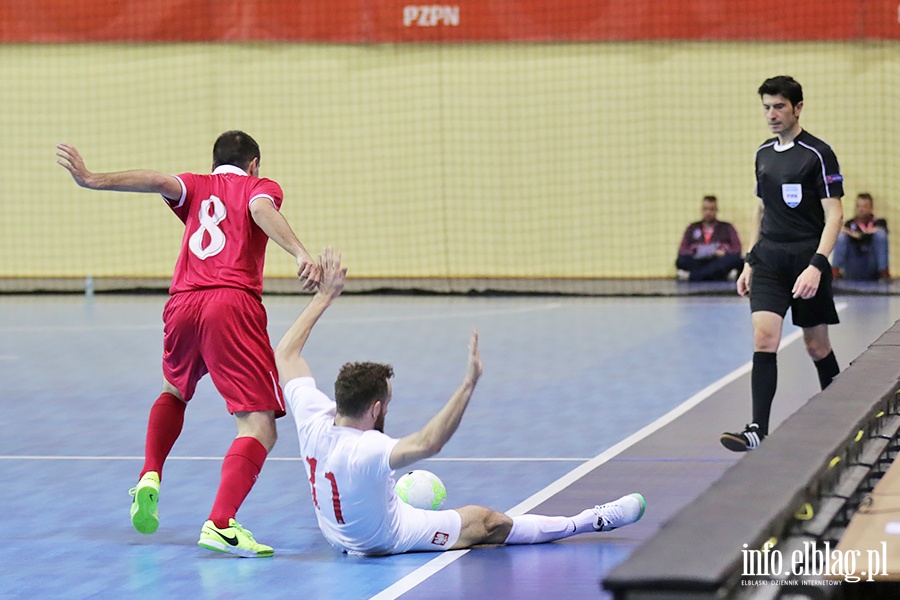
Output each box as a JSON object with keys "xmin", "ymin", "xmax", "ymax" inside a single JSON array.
[
  {"xmin": 814, "ymin": 350, "xmax": 840, "ymax": 390},
  {"xmin": 751, "ymin": 351, "xmax": 777, "ymax": 437}
]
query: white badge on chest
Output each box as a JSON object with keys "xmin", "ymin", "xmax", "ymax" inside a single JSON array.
[{"xmin": 782, "ymin": 183, "xmax": 802, "ymax": 208}]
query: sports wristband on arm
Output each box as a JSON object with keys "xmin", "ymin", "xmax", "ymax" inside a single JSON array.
[
  {"xmin": 809, "ymin": 253, "xmax": 830, "ymax": 273},
  {"xmin": 744, "ymin": 247, "xmax": 757, "ymax": 267}
]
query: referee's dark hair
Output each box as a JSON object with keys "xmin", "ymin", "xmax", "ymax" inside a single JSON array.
[
  {"xmin": 212, "ymin": 130, "xmax": 261, "ymax": 172},
  {"xmin": 758, "ymin": 76, "xmax": 803, "ymax": 107}
]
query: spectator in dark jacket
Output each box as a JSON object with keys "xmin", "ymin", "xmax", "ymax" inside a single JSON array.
[
  {"xmin": 676, "ymin": 195, "xmax": 743, "ymax": 281},
  {"xmin": 832, "ymin": 192, "xmax": 889, "ymax": 281}
]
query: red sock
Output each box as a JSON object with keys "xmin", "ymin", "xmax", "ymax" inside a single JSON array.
[
  {"xmin": 140, "ymin": 392, "xmax": 186, "ymax": 480},
  {"xmin": 208, "ymin": 437, "xmax": 268, "ymax": 528}
]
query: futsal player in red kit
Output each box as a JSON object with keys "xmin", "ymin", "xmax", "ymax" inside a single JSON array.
[{"xmin": 57, "ymin": 131, "xmax": 321, "ymax": 557}]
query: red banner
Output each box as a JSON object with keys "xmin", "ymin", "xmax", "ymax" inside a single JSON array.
[{"xmin": 2, "ymin": 1, "xmax": 898, "ymax": 42}]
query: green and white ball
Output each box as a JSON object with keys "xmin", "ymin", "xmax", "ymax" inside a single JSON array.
[{"xmin": 394, "ymin": 469, "xmax": 447, "ymax": 510}]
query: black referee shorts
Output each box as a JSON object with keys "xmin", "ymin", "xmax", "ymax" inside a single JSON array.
[{"xmin": 748, "ymin": 238, "xmax": 839, "ymax": 328}]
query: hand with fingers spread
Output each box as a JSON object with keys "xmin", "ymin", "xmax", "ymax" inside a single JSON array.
[
  {"xmin": 55, "ymin": 142, "xmax": 182, "ymax": 197},
  {"xmin": 316, "ymin": 246, "xmax": 347, "ymax": 301},
  {"xmin": 56, "ymin": 143, "xmax": 96, "ymax": 189}
]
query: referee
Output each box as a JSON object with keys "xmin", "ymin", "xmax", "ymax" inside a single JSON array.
[{"xmin": 721, "ymin": 76, "xmax": 844, "ymax": 452}]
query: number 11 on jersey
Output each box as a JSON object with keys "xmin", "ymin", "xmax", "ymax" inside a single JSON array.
[{"xmin": 306, "ymin": 456, "xmax": 345, "ymax": 524}]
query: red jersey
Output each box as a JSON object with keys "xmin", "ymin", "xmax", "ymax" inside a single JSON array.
[{"xmin": 165, "ymin": 165, "xmax": 283, "ymax": 298}]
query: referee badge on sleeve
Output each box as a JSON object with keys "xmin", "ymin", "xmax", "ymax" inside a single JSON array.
[{"xmin": 782, "ymin": 183, "xmax": 802, "ymax": 208}]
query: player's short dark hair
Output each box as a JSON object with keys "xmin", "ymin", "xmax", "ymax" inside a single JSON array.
[
  {"xmin": 857, "ymin": 192, "xmax": 874, "ymax": 204},
  {"xmin": 758, "ymin": 76, "xmax": 803, "ymax": 107},
  {"xmin": 212, "ymin": 130, "xmax": 261, "ymax": 171},
  {"xmin": 702, "ymin": 195, "xmax": 718, "ymax": 204},
  {"xmin": 334, "ymin": 362, "xmax": 395, "ymax": 418}
]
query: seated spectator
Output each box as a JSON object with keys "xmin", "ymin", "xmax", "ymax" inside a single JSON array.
[
  {"xmin": 832, "ymin": 192, "xmax": 890, "ymax": 281},
  {"xmin": 675, "ymin": 195, "xmax": 743, "ymax": 281}
]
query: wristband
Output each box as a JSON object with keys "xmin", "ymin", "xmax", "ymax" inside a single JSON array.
[
  {"xmin": 809, "ymin": 253, "xmax": 830, "ymax": 273},
  {"xmin": 744, "ymin": 248, "xmax": 756, "ymax": 266}
]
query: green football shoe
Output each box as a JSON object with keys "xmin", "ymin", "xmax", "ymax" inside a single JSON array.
[
  {"xmin": 198, "ymin": 519, "xmax": 274, "ymax": 558},
  {"xmin": 128, "ymin": 471, "xmax": 160, "ymax": 534}
]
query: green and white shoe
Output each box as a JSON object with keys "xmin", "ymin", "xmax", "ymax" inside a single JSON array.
[
  {"xmin": 593, "ymin": 493, "xmax": 646, "ymax": 531},
  {"xmin": 128, "ymin": 471, "xmax": 160, "ymax": 534},
  {"xmin": 198, "ymin": 519, "xmax": 274, "ymax": 558}
]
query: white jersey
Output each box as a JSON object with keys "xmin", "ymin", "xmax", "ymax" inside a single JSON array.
[{"xmin": 285, "ymin": 377, "xmax": 403, "ymax": 554}]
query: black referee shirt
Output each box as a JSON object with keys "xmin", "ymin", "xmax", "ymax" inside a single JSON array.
[{"xmin": 755, "ymin": 129, "xmax": 843, "ymax": 243}]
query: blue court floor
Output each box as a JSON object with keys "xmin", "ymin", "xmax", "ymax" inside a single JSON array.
[{"xmin": 2, "ymin": 293, "xmax": 899, "ymax": 599}]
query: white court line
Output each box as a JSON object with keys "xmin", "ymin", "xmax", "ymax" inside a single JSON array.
[{"xmin": 366, "ymin": 303, "xmax": 854, "ymax": 600}]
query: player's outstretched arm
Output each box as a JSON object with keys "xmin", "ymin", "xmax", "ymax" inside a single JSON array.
[
  {"xmin": 275, "ymin": 246, "xmax": 346, "ymax": 384},
  {"xmin": 389, "ymin": 330, "xmax": 483, "ymax": 470},
  {"xmin": 249, "ymin": 199, "xmax": 321, "ymax": 291},
  {"xmin": 56, "ymin": 143, "xmax": 182, "ymax": 200}
]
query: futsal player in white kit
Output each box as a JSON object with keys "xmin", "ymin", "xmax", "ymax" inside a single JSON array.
[{"xmin": 275, "ymin": 247, "xmax": 646, "ymax": 556}]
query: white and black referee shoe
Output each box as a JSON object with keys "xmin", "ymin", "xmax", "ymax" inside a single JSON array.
[{"xmin": 720, "ymin": 423, "xmax": 765, "ymax": 452}]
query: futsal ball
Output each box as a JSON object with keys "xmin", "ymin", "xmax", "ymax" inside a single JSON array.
[{"xmin": 394, "ymin": 469, "xmax": 447, "ymax": 510}]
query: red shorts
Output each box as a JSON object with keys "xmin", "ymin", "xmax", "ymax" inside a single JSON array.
[{"xmin": 162, "ymin": 288, "xmax": 285, "ymax": 417}]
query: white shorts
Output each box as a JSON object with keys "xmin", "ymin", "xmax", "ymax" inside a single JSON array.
[
  {"xmin": 344, "ymin": 502, "xmax": 462, "ymax": 556},
  {"xmin": 391, "ymin": 502, "xmax": 462, "ymax": 554}
]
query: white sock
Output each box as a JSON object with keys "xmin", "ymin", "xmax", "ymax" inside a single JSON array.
[
  {"xmin": 503, "ymin": 514, "xmax": 577, "ymax": 545},
  {"xmin": 571, "ymin": 507, "xmax": 598, "ymax": 532}
]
